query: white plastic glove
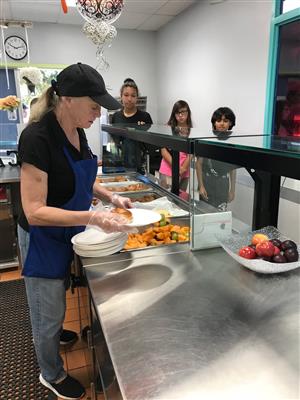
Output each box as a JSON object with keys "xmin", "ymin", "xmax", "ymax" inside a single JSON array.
[
  {"xmin": 111, "ymin": 193, "xmax": 132, "ymax": 209},
  {"xmin": 87, "ymin": 209, "xmax": 130, "ymax": 233}
]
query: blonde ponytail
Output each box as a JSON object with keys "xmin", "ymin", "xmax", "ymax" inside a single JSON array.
[{"xmin": 28, "ymin": 87, "xmax": 58, "ymax": 124}]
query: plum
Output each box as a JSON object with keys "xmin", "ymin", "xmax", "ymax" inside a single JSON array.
[
  {"xmin": 272, "ymin": 254, "xmax": 287, "ymax": 263},
  {"xmin": 284, "ymin": 248, "xmax": 299, "ymax": 262},
  {"xmin": 262, "ymin": 256, "xmax": 272, "ymax": 262},
  {"xmin": 270, "ymin": 238, "xmax": 281, "ymax": 248},
  {"xmin": 280, "ymin": 240, "xmax": 297, "ymax": 251}
]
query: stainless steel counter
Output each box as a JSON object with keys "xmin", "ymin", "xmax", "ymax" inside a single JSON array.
[
  {"xmin": 83, "ymin": 246, "xmax": 300, "ymax": 400},
  {"xmin": 0, "ymin": 165, "xmax": 20, "ymax": 183}
]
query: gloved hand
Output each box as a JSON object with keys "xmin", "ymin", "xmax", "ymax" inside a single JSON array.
[
  {"xmin": 87, "ymin": 209, "xmax": 130, "ymax": 233},
  {"xmin": 111, "ymin": 193, "xmax": 132, "ymax": 209}
]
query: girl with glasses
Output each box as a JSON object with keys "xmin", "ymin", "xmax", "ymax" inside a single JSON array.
[{"xmin": 159, "ymin": 100, "xmax": 193, "ymax": 191}]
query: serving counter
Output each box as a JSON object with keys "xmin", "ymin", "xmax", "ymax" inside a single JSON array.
[
  {"xmin": 80, "ymin": 128, "xmax": 300, "ymax": 398},
  {"xmin": 81, "ymin": 244, "xmax": 300, "ymax": 400}
]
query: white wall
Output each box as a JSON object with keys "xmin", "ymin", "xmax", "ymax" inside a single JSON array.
[
  {"xmin": 156, "ymin": 0, "xmax": 273, "ymax": 133},
  {"xmin": 6, "ymin": 23, "xmax": 157, "ymax": 121}
]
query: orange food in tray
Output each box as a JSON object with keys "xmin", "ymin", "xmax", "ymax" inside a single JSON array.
[
  {"xmin": 106, "ymin": 183, "xmax": 149, "ymax": 192},
  {"xmin": 96, "ymin": 176, "xmax": 128, "ymax": 183},
  {"xmin": 131, "ymin": 194, "xmax": 159, "ymax": 203},
  {"xmin": 124, "ymin": 217, "xmax": 190, "ymax": 250}
]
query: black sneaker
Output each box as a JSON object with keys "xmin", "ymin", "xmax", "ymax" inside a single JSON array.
[
  {"xmin": 60, "ymin": 329, "xmax": 78, "ymax": 346},
  {"xmin": 39, "ymin": 374, "xmax": 85, "ymax": 400}
]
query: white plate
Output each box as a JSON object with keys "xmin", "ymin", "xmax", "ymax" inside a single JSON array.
[
  {"xmin": 73, "ymin": 240, "xmax": 126, "ymax": 257},
  {"xmin": 125, "ymin": 208, "xmax": 161, "ymax": 227},
  {"xmin": 73, "ymin": 234, "xmax": 127, "ymax": 251},
  {"xmin": 71, "ymin": 228, "xmax": 125, "ymax": 246},
  {"xmin": 219, "ymin": 226, "xmax": 300, "ymax": 274}
]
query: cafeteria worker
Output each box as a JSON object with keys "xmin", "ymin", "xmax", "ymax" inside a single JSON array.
[{"xmin": 18, "ymin": 63, "xmax": 131, "ymax": 400}]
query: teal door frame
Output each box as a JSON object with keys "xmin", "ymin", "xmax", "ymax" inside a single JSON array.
[{"xmin": 263, "ymin": 0, "xmax": 300, "ymax": 144}]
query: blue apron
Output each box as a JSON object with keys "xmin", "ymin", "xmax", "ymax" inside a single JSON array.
[{"xmin": 23, "ymin": 146, "xmax": 97, "ymax": 279}]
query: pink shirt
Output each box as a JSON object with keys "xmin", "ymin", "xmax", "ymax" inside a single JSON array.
[{"xmin": 159, "ymin": 152, "xmax": 189, "ymax": 178}]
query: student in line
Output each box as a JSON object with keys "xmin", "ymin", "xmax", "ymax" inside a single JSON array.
[
  {"xmin": 159, "ymin": 100, "xmax": 193, "ymax": 191},
  {"xmin": 196, "ymin": 107, "xmax": 236, "ymax": 211},
  {"xmin": 112, "ymin": 78, "xmax": 153, "ymax": 172}
]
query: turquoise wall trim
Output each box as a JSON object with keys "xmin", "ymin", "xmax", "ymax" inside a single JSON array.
[
  {"xmin": 273, "ymin": 0, "xmax": 281, "ymax": 17},
  {"xmin": 274, "ymin": 7, "xmax": 300, "ymax": 24},
  {"xmin": 264, "ymin": 0, "xmax": 300, "ymax": 147}
]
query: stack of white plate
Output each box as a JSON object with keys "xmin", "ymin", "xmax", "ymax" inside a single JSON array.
[{"xmin": 71, "ymin": 228, "xmax": 127, "ymax": 257}]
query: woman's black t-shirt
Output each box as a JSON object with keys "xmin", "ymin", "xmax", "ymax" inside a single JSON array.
[
  {"xmin": 18, "ymin": 111, "xmax": 93, "ymax": 231},
  {"xmin": 111, "ymin": 109, "xmax": 154, "ymax": 171},
  {"xmin": 111, "ymin": 109, "xmax": 152, "ymax": 126}
]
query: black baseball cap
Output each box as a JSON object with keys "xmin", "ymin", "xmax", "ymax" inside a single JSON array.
[{"xmin": 52, "ymin": 63, "xmax": 121, "ymax": 110}]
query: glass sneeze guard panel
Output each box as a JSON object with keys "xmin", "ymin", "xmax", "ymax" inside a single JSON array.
[
  {"xmin": 105, "ymin": 123, "xmax": 273, "ymax": 140},
  {"xmin": 190, "ymin": 151, "xmax": 250, "ymax": 250},
  {"xmin": 195, "ymin": 135, "xmax": 300, "ymax": 158}
]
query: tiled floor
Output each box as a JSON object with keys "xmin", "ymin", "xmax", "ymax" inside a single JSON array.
[{"xmin": 0, "ymin": 267, "xmax": 104, "ymax": 400}]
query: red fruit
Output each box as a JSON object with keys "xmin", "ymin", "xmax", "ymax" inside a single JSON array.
[
  {"xmin": 280, "ymin": 240, "xmax": 297, "ymax": 251},
  {"xmin": 273, "ymin": 246, "xmax": 281, "ymax": 256},
  {"xmin": 262, "ymin": 256, "xmax": 272, "ymax": 262},
  {"xmin": 284, "ymin": 248, "xmax": 299, "ymax": 262},
  {"xmin": 270, "ymin": 238, "xmax": 282, "ymax": 248},
  {"xmin": 256, "ymin": 241, "xmax": 275, "ymax": 257},
  {"xmin": 272, "ymin": 254, "xmax": 287, "ymax": 263},
  {"xmin": 239, "ymin": 246, "xmax": 257, "ymax": 259}
]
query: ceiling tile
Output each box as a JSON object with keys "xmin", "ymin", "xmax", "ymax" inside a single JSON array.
[
  {"xmin": 2, "ymin": 0, "xmax": 193, "ymax": 31},
  {"xmin": 158, "ymin": 0, "xmax": 196, "ymax": 16},
  {"xmin": 114, "ymin": 12, "xmax": 149, "ymax": 30},
  {"xmin": 57, "ymin": 7, "xmax": 85, "ymax": 25},
  {"xmin": 138, "ymin": 14, "xmax": 173, "ymax": 31},
  {"xmin": 10, "ymin": 3, "xmax": 60, "ymax": 23},
  {"xmin": 124, "ymin": 0, "xmax": 168, "ymax": 14}
]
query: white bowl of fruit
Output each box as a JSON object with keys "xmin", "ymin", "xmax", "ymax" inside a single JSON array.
[{"xmin": 219, "ymin": 226, "xmax": 300, "ymax": 274}]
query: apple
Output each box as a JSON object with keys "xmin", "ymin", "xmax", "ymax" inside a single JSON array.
[
  {"xmin": 255, "ymin": 241, "xmax": 275, "ymax": 257},
  {"xmin": 251, "ymin": 233, "xmax": 269, "ymax": 246},
  {"xmin": 273, "ymin": 246, "xmax": 281, "ymax": 256},
  {"xmin": 284, "ymin": 248, "xmax": 299, "ymax": 262},
  {"xmin": 239, "ymin": 246, "xmax": 257, "ymax": 259}
]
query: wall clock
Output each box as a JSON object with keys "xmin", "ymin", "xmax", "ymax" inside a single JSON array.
[{"xmin": 4, "ymin": 36, "xmax": 28, "ymax": 61}]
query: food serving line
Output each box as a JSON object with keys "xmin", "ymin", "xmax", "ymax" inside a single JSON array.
[{"xmin": 75, "ymin": 172, "xmax": 300, "ymax": 400}]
